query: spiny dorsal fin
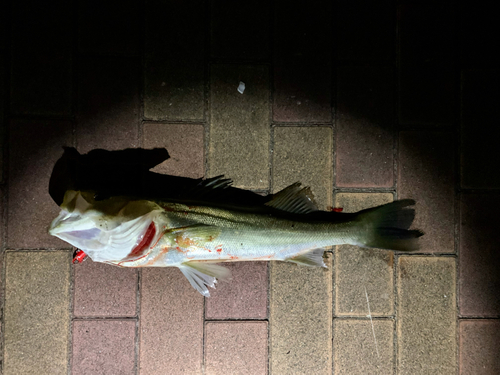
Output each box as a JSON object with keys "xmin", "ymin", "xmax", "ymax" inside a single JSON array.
[
  {"xmin": 287, "ymin": 248, "xmax": 327, "ymax": 267},
  {"xmin": 265, "ymin": 183, "xmax": 318, "ymax": 214},
  {"xmin": 188, "ymin": 175, "xmax": 233, "ymax": 197}
]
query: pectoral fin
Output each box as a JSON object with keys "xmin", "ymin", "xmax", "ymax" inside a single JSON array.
[
  {"xmin": 286, "ymin": 248, "xmax": 327, "ymax": 268},
  {"xmin": 178, "ymin": 262, "xmax": 231, "ymax": 297}
]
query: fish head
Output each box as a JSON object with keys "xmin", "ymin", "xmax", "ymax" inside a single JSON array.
[{"xmin": 49, "ymin": 190, "xmax": 163, "ymax": 262}]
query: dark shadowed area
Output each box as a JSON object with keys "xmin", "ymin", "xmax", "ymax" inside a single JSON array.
[{"xmin": 1, "ymin": 0, "xmax": 499, "ymax": 374}]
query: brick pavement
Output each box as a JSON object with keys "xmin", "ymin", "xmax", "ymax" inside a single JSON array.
[{"xmin": 1, "ymin": 1, "xmax": 499, "ymax": 374}]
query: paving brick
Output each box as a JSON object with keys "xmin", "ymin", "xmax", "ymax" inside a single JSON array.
[
  {"xmin": 78, "ymin": 0, "xmax": 141, "ymax": 56},
  {"xmin": 143, "ymin": 123, "xmax": 204, "ymax": 178},
  {"xmin": 11, "ymin": 54, "xmax": 72, "ymax": 117},
  {"xmin": 336, "ymin": 67, "xmax": 394, "ymax": 187},
  {"xmin": 145, "ymin": 0, "xmax": 205, "ymax": 60},
  {"xmin": 397, "ymin": 257, "xmax": 457, "ymax": 374},
  {"xmin": 459, "ymin": 194, "xmax": 500, "ymax": 316},
  {"xmin": 399, "ymin": 1, "xmax": 455, "ymax": 66},
  {"xmin": 144, "ymin": 59, "xmax": 205, "ymax": 121},
  {"xmin": 461, "ymin": 70, "xmax": 500, "ymax": 189},
  {"xmin": 77, "ymin": 57, "xmax": 140, "ymax": 153},
  {"xmin": 333, "ymin": 319, "xmax": 394, "ymax": 374},
  {"xmin": 205, "ymin": 322, "xmax": 268, "ymax": 375},
  {"xmin": 336, "ymin": 0, "xmax": 395, "ymax": 62},
  {"xmin": 0, "ymin": 54, "xmax": 5, "ymax": 183},
  {"xmin": 72, "ymin": 320, "xmax": 136, "ymax": 375},
  {"xmin": 8, "ymin": 119, "xmax": 72, "ymax": 249},
  {"xmin": 205, "ymin": 262, "xmax": 268, "ymax": 319},
  {"xmin": 399, "ymin": 66, "xmax": 455, "ymax": 126},
  {"xmin": 273, "ymin": 0, "xmax": 332, "ymax": 122},
  {"xmin": 398, "ymin": 1, "xmax": 455, "ymax": 126},
  {"xmin": 209, "ymin": 64, "xmax": 269, "ymax": 189},
  {"xmin": 459, "ymin": 320, "xmax": 500, "ymax": 374},
  {"xmin": 74, "ymin": 259, "xmax": 138, "ymax": 317},
  {"xmin": 399, "ymin": 131, "xmax": 455, "ymax": 253},
  {"xmin": 10, "ymin": 0, "xmax": 72, "ymax": 116},
  {"xmin": 460, "ymin": 3, "xmax": 500, "ymax": 68},
  {"xmin": 273, "ymin": 126, "xmax": 333, "ymax": 208},
  {"xmin": 144, "ymin": 0, "xmax": 205, "ymax": 121},
  {"xmin": 140, "ymin": 268, "xmax": 203, "ymax": 374},
  {"xmin": 3, "ymin": 251, "xmax": 71, "ymax": 375},
  {"xmin": 334, "ymin": 193, "xmax": 394, "ymax": 316},
  {"xmin": 269, "ymin": 254, "xmax": 332, "ymax": 374},
  {"xmin": 211, "ymin": 0, "xmax": 270, "ymax": 60}
]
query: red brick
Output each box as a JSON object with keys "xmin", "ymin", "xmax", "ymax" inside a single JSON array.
[
  {"xmin": 461, "ymin": 70, "xmax": 500, "ymax": 189},
  {"xmin": 398, "ymin": 131, "xmax": 455, "ymax": 252},
  {"xmin": 211, "ymin": 0, "xmax": 270, "ymax": 60},
  {"xmin": 72, "ymin": 320, "xmax": 136, "ymax": 375},
  {"xmin": 205, "ymin": 322, "xmax": 268, "ymax": 375},
  {"xmin": 143, "ymin": 123, "xmax": 204, "ymax": 178},
  {"xmin": 336, "ymin": 67, "xmax": 394, "ymax": 187},
  {"xmin": 460, "ymin": 320, "xmax": 500, "ymax": 374},
  {"xmin": 459, "ymin": 194, "xmax": 500, "ymax": 316},
  {"xmin": 77, "ymin": 57, "xmax": 140, "ymax": 153},
  {"xmin": 205, "ymin": 262, "xmax": 268, "ymax": 319},
  {"xmin": 140, "ymin": 268, "xmax": 203, "ymax": 374},
  {"xmin": 273, "ymin": 0, "xmax": 332, "ymax": 123},
  {"xmin": 78, "ymin": 0, "xmax": 141, "ymax": 55},
  {"xmin": 336, "ymin": 0, "xmax": 395, "ymax": 62},
  {"xmin": 74, "ymin": 259, "xmax": 138, "ymax": 317},
  {"xmin": 8, "ymin": 119, "xmax": 72, "ymax": 248}
]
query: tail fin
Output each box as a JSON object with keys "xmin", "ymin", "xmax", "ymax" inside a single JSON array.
[{"xmin": 355, "ymin": 199, "xmax": 423, "ymax": 251}]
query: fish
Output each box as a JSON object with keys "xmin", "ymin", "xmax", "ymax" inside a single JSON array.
[{"xmin": 49, "ymin": 173, "xmax": 423, "ymax": 297}]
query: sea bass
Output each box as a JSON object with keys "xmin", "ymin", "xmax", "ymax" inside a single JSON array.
[{"xmin": 49, "ymin": 177, "xmax": 423, "ymax": 296}]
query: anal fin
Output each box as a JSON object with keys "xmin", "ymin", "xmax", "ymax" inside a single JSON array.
[{"xmin": 286, "ymin": 248, "xmax": 327, "ymax": 268}]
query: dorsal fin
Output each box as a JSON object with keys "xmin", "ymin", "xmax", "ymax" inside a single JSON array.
[
  {"xmin": 188, "ymin": 175, "xmax": 233, "ymax": 197},
  {"xmin": 265, "ymin": 183, "xmax": 318, "ymax": 214}
]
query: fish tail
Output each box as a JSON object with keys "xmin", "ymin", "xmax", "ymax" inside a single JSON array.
[{"xmin": 354, "ymin": 199, "xmax": 423, "ymax": 251}]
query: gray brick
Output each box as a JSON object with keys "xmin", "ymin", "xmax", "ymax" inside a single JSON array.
[
  {"xmin": 209, "ymin": 64, "xmax": 270, "ymax": 189},
  {"xmin": 144, "ymin": 0, "xmax": 205, "ymax": 121},
  {"xmin": 273, "ymin": 0, "xmax": 332, "ymax": 123},
  {"xmin": 140, "ymin": 268, "xmax": 203, "ymax": 374},
  {"xmin": 144, "ymin": 59, "xmax": 205, "ymax": 121},
  {"xmin": 397, "ymin": 257, "xmax": 457, "ymax": 374},
  {"xmin": 333, "ymin": 319, "xmax": 394, "ymax": 374},
  {"xmin": 336, "ymin": 67, "xmax": 394, "ymax": 187},
  {"xmin": 211, "ymin": 0, "xmax": 270, "ymax": 60},
  {"xmin": 3, "ymin": 251, "xmax": 71, "ymax": 375},
  {"xmin": 334, "ymin": 193, "xmax": 394, "ymax": 316},
  {"xmin": 269, "ymin": 254, "xmax": 332, "ymax": 374},
  {"xmin": 273, "ymin": 126, "xmax": 333, "ymax": 208},
  {"xmin": 399, "ymin": 131, "xmax": 455, "ymax": 253}
]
